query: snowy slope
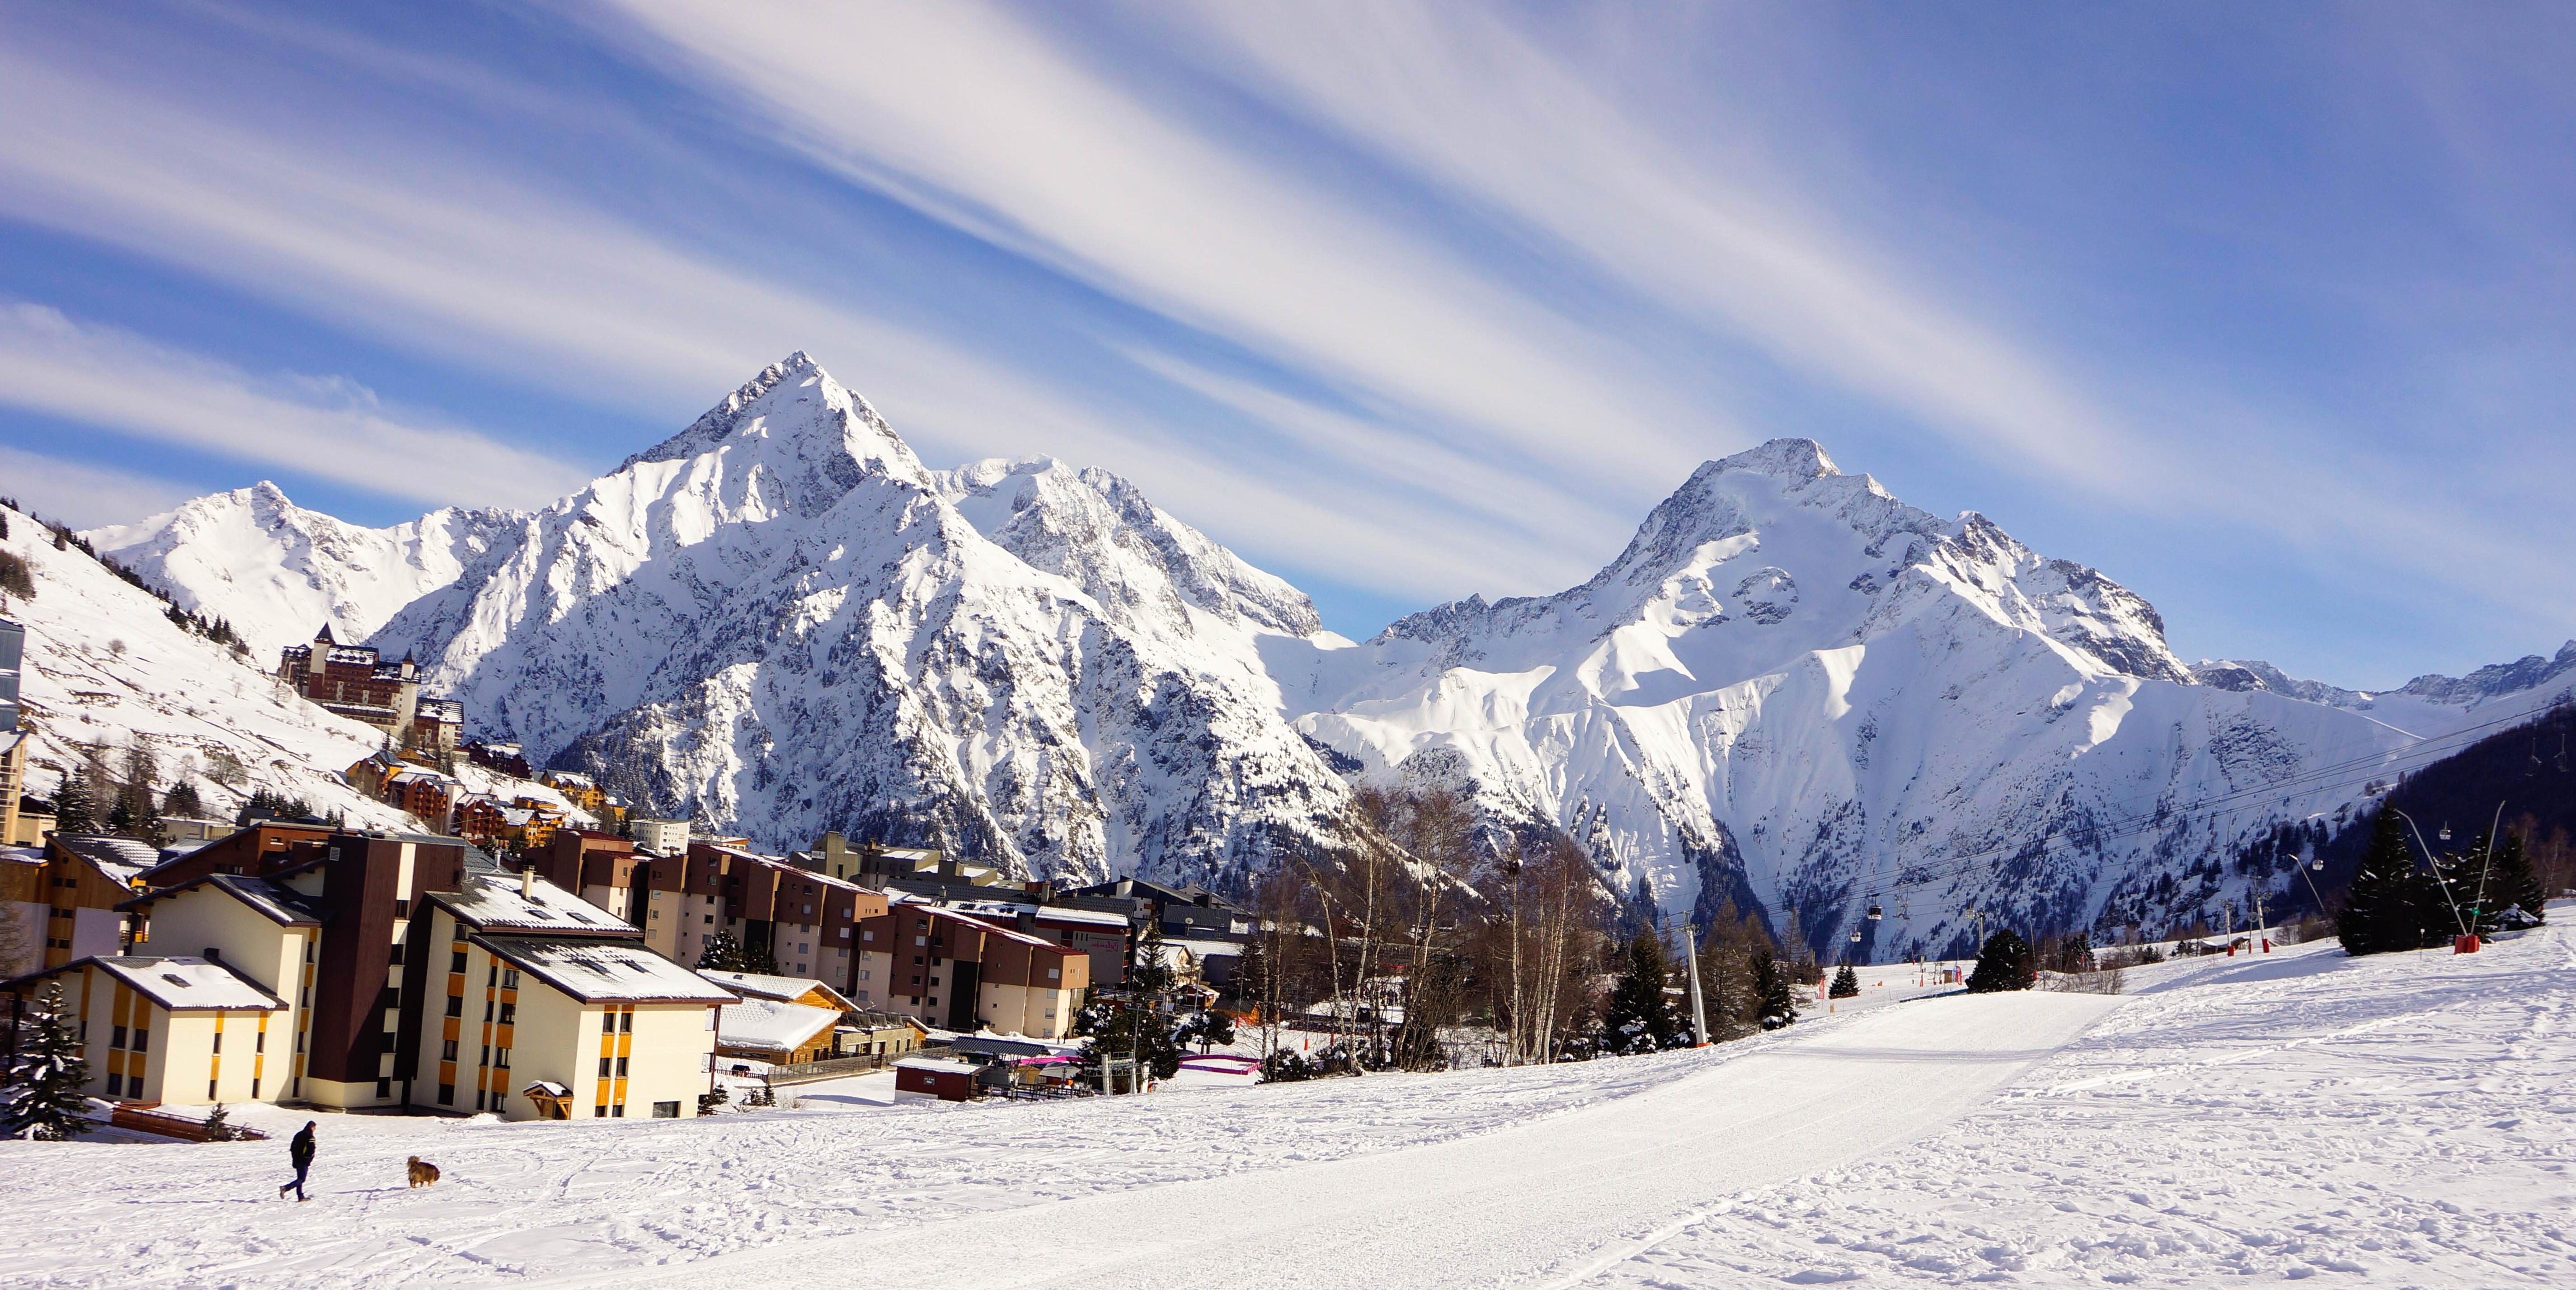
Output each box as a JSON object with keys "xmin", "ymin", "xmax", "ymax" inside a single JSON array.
[
  {"xmin": 1279, "ymin": 441, "xmax": 2576, "ymax": 956},
  {"xmin": 7, "ymin": 922, "xmax": 2564, "ymax": 1289},
  {"xmin": 88, "ymin": 483, "xmax": 524, "ymax": 662},
  {"xmin": 359, "ymin": 355, "xmax": 1360, "ymax": 887},
  {"xmin": 0, "ymin": 503, "xmax": 414, "ymax": 831}
]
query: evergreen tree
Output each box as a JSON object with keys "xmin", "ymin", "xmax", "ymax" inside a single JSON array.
[
  {"xmin": 53, "ymin": 766, "xmax": 98, "ymax": 835},
  {"xmin": 160, "ymin": 780, "xmax": 204, "ymax": 821},
  {"xmin": 1602, "ymin": 930, "xmax": 1679, "ymax": 1053},
  {"xmin": 105, "ymin": 795, "xmax": 136, "ymax": 838},
  {"xmin": 1232, "ymin": 935, "xmax": 1271, "ymax": 1015},
  {"xmin": 1966, "ymin": 929, "xmax": 2037, "ymax": 993},
  {"xmin": 2492, "ymin": 830, "xmax": 2548, "ymax": 927},
  {"xmin": 1829, "ymin": 965, "xmax": 1860, "ymax": 999},
  {"xmin": 199, "ymin": 1102, "xmax": 238, "ymax": 1142},
  {"xmin": 3, "ymin": 984, "xmax": 93, "ymax": 1141},
  {"xmin": 1174, "ymin": 1008, "xmax": 1237, "ymax": 1053},
  {"xmin": 1127, "ymin": 921, "xmax": 1176, "ymax": 997},
  {"xmin": 1749, "ymin": 942, "xmax": 1800, "ymax": 1029},
  {"xmin": 2337, "ymin": 809, "xmax": 2429, "ymax": 955},
  {"xmin": 695, "ymin": 929, "xmax": 749, "ymax": 972}
]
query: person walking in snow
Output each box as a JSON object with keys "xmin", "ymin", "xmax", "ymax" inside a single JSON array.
[{"xmin": 279, "ymin": 1121, "xmax": 316, "ymax": 1201}]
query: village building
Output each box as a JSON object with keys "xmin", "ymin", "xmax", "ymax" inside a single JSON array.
[
  {"xmin": 416, "ymin": 866, "xmax": 735, "ymax": 1119},
  {"xmin": 628, "ymin": 816, "xmax": 689, "ymax": 856},
  {"xmin": 852, "ymin": 899, "xmax": 1088, "ymax": 1039},
  {"xmin": 1, "ymin": 843, "xmax": 41, "ymax": 976},
  {"xmin": 33, "ymin": 834, "xmax": 159, "ymax": 968},
  {"xmin": 5, "ymin": 954, "xmax": 290, "ymax": 1106},
  {"xmin": 712, "ymin": 996, "xmax": 840, "ymax": 1066},
  {"xmin": 275, "ymin": 626, "xmax": 460, "ymax": 758}
]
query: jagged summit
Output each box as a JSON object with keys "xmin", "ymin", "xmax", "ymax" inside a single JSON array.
[
  {"xmin": 1705, "ymin": 436, "xmax": 1841, "ymax": 482},
  {"xmin": 614, "ymin": 351, "xmax": 923, "ymax": 497}
]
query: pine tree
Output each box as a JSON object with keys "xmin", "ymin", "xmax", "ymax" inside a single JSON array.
[
  {"xmin": 1829, "ymin": 965, "xmax": 1860, "ymax": 998},
  {"xmin": 1602, "ymin": 931, "xmax": 1679, "ymax": 1053},
  {"xmin": 53, "ymin": 767, "xmax": 98, "ymax": 835},
  {"xmin": 2492, "ymin": 830, "xmax": 2548, "ymax": 927},
  {"xmin": 200, "ymin": 1102, "xmax": 237, "ymax": 1142},
  {"xmin": 1749, "ymin": 942, "xmax": 1799, "ymax": 1029},
  {"xmin": 1966, "ymin": 930, "xmax": 2037, "ymax": 993},
  {"xmin": 161, "ymin": 780, "xmax": 204, "ymax": 821},
  {"xmin": 695, "ymin": 929, "xmax": 748, "ymax": 972},
  {"xmin": 4, "ymin": 984, "xmax": 93, "ymax": 1141},
  {"xmin": 1127, "ymin": 921, "xmax": 1176, "ymax": 998},
  {"xmin": 2337, "ymin": 809, "xmax": 2428, "ymax": 955}
]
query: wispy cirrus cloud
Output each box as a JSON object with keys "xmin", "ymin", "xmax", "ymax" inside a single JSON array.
[
  {"xmin": 0, "ymin": 303, "xmax": 588, "ymax": 509},
  {"xmin": 0, "ymin": 443, "xmax": 196, "ymax": 531}
]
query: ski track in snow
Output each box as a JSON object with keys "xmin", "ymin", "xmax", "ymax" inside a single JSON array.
[{"xmin": 3, "ymin": 925, "xmax": 2569, "ymax": 1286}]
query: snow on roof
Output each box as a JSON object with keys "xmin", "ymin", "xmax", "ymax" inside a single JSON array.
[
  {"xmin": 948, "ymin": 899, "xmax": 1130, "ymax": 929},
  {"xmin": 474, "ymin": 935, "xmax": 741, "ymax": 1004},
  {"xmin": 697, "ymin": 970, "xmax": 831, "ymax": 1004},
  {"xmin": 1166, "ymin": 937, "xmax": 1247, "ymax": 959},
  {"xmin": 93, "ymin": 956, "xmax": 286, "ymax": 1010},
  {"xmin": 432, "ymin": 871, "xmax": 626, "ymax": 933},
  {"xmin": 893, "ymin": 1057, "xmax": 987, "ymax": 1077},
  {"xmin": 124, "ymin": 872, "xmax": 321, "ymax": 925},
  {"xmin": 928, "ymin": 906, "xmax": 1067, "ymax": 953},
  {"xmin": 522, "ymin": 1079, "xmax": 571, "ymax": 1098},
  {"xmin": 54, "ymin": 834, "xmax": 161, "ymax": 883},
  {"xmin": 2, "ymin": 845, "xmax": 41, "ymax": 868},
  {"xmin": 718, "ymin": 998, "xmax": 839, "ymax": 1054}
]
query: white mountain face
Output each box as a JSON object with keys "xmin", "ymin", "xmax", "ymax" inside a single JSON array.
[
  {"xmin": 4, "ymin": 502, "xmax": 417, "ymax": 833},
  {"xmin": 1274, "ymin": 440, "xmax": 2576, "ymax": 956},
  {"xmin": 85, "ymin": 359, "xmax": 2576, "ymax": 955},
  {"xmin": 88, "ymin": 483, "xmax": 524, "ymax": 661},
  {"xmin": 354, "ymin": 355, "xmax": 1362, "ymax": 890}
]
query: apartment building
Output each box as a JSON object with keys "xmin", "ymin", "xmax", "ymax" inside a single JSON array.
[
  {"xmin": 33, "ymin": 834, "xmax": 160, "ymax": 968},
  {"xmin": 7, "ymin": 954, "xmax": 289, "ymax": 1106},
  {"xmin": 415, "ymin": 866, "xmax": 734, "ymax": 1119},
  {"xmin": 852, "ymin": 899, "xmax": 1088, "ymax": 1039}
]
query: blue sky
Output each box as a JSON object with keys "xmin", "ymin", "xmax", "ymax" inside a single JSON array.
[{"xmin": 2, "ymin": 2, "xmax": 2569, "ymax": 686}]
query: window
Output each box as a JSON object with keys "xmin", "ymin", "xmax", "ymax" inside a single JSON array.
[
  {"xmin": 838, "ymin": 927, "xmax": 850, "ymax": 939},
  {"xmin": 305, "ymin": 941, "xmax": 315, "ymax": 962},
  {"xmin": 450, "ymin": 951, "xmax": 467, "ymax": 974},
  {"xmin": 798, "ymin": 942, "xmax": 809, "ymax": 954},
  {"xmin": 914, "ymin": 936, "xmax": 926, "ymax": 947},
  {"xmin": 861, "ymin": 930, "xmax": 873, "ymax": 942},
  {"xmin": 498, "ymin": 1003, "xmax": 516, "ymax": 1025},
  {"xmin": 487, "ymin": 965, "xmax": 498, "ymax": 987},
  {"xmin": 703, "ymin": 914, "xmax": 713, "ymax": 925},
  {"xmin": 594, "ymin": 1105, "xmax": 606, "ymax": 1118},
  {"xmin": 652, "ymin": 1100, "xmax": 679, "ymax": 1118},
  {"xmin": 619, "ymin": 1011, "xmax": 634, "ymax": 1033},
  {"xmin": 106, "ymin": 1072, "xmax": 123, "ymax": 1097},
  {"xmin": 615, "ymin": 1056, "xmax": 629, "ymax": 1077},
  {"xmin": 256, "ymin": 1030, "xmax": 266, "ymax": 1053},
  {"xmin": 437, "ymin": 1082, "xmax": 455, "ymax": 1104},
  {"xmin": 598, "ymin": 1056, "xmax": 612, "ymax": 1077},
  {"xmin": 210, "ymin": 1079, "xmax": 220, "ymax": 1100},
  {"xmin": 376, "ymin": 1078, "xmax": 393, "ymax": 1098},
  {"xmin": 445, "ymin": 995, "xmax": 462, "ymax": 1018},
  {"xmin": 394, "ymin": 899, "xmax": 409, "ymax": 918},
  {"xmin": 442, "ymin": 1039, "xmax": 459, "ymax": 1061},
  {"xmin": 211, "ymin": 1031, "xmax": 223, "ymax": 1054},
  {"xmin": 1047, "ymin": 968, "xmax": 1059, "ymax": 980},
  {"xmin": 502, "ymin": 970, "xmax": 519, "ymax": 989},
  {"xmin": 111, "ymin": 1025, "xmax": 127, "ymax": 1050},
  {"xmin": 483, "ymin": 1000, "xmax": 493, "ymax": 1022},
  {"xmin": 611, "ymin": 1103, "xmax": 625, "ymax": 1117},
  {"xmin": 495, "ymin": 1047, "xmax": 510, "ymax": 1069}
]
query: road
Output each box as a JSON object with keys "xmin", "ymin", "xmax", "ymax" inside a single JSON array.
[{"xmin": 558, "ymin": 990, "xmax": 2125, "ymax": 1290}]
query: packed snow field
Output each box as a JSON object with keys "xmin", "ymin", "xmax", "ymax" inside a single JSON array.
[{"xmin": 2, "ymin": 929, "xmax": 2567, "ymax": 1287}]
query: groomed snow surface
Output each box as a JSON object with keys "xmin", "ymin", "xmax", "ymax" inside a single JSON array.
[{"xmin": 5, "ymin": 923, "xmax": 2569, "ymax": 1287}]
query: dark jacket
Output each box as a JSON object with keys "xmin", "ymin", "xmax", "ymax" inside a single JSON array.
[{"xmin": 289, "ymin": 1126, "xmax": 315, "ymax": 1168}]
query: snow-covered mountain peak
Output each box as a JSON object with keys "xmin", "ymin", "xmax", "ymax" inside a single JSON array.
[
  {"xmin": 936, "ymin": 455, "xmax": 1322, "ymax": 640},
  {"xmin": 1708, "ymin": 436, "xmax": 1842, "ymax": 482},
  {"xmin": 87, "ymin": 481, "xmax": 525, "ymax": 660},
  {"xmin": 614, "ymin": 352, "xmax": 927, "ymax": 512}
]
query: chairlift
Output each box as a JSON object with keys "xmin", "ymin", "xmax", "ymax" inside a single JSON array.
[
  {"xmin": 1848, "ymin": 927, "xmax": 1863, "ymax": 943},
  {"xmin": 2439, "ymin": 823, "xmax": 2453, "ymax": 843},
  {"xmin": 1865, "ymin": 898, "xmax": 1884, "ymax": 921}
]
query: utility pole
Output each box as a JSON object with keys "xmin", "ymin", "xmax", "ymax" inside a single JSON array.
[{"xmin": 1681, "ymin": 918, "xmax": 1710, "ymax": 1047}]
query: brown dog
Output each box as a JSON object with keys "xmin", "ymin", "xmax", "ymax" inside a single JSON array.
[{"xmin": 406, "ymin": 1156, "xmax": 441, "ymax": 1188}]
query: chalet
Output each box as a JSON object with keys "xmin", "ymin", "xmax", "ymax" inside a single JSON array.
[{"xmin": 712, "ymin": 996, "xmax": 839, "ymax": 1065}]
